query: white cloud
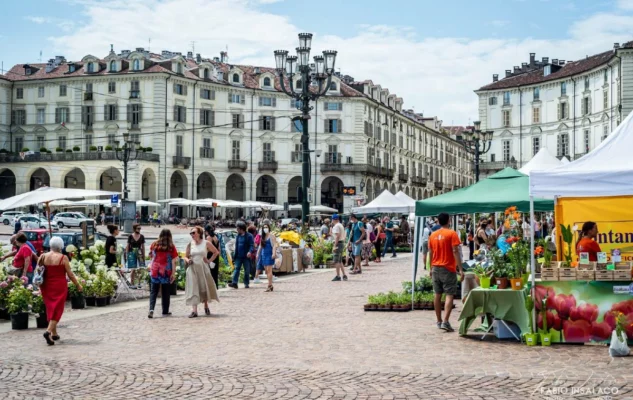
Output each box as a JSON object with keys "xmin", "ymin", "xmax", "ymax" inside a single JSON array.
[
  {"xmin": 618, "ymin": 0, "xmax": 633, "ymax": 10},
  {"xmin": 44, "ymin": 0, "xmax": 633, "ymax": 125},
  {"xmin": 26, "ymin": 16, "xmax": 51, "ymax": 24},
  {"xmin": 490, "ymin": 20, "xmax": 510, "ymax": 28},
  {"xmin": 26, "ymin": 15, "xmax": 74, "ymax": 32}
]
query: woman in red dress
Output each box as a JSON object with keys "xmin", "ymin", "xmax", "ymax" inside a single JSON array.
[{"xmin": 39, "ymin": 236, "xmax": 83, "ymax": 345}]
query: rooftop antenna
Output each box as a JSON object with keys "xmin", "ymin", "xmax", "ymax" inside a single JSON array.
[
  {"xmin": 191, "ymin": 41, "xmax": 196, "ymax": 55},
  {"xmin": 39, "ymin": 50, "xmax": 42, "ymax": 62},
  {"xmin": 148, "ymin": 38, "xmax": 151, "ymax": 52}
]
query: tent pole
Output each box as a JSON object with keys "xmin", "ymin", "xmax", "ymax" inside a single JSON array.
[
  {"xmin": 412, "ymin": 216, "xmax": 423, "ymax": 308},
  {"xmin": 529, "ymin": 195, "xmax": 536, "ymax": 334}
]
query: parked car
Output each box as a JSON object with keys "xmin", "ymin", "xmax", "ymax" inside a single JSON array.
[
  {"xmin": 1, "ymin": 211, "xmax": 25, "ymax": 225},
  {"xmin": 14, "ymin": 215, "xmax": 59, "ymax": 231},
  {"xmin": 43, "ymin": 231, "xmax": 96, "ymax": 254},
  {"xmin": 52, "ymin": 212, "xmax": 93, "ymax": 228},
  {"xmin": 21, "ymin": 229, "xmax": 49, "ymax": 255},
  {"xmin": 218, "ymin": 229, "xmax": 237, "ymax": 243}
]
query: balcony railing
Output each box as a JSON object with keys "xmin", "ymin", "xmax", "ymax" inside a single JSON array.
[
  {"xmin": 479, "ymin": 160, "xmax": 517, "ymax": 171},
  {"xmin": 258, "ymin": 160, "xmax": 278, "ymax": 172},
  {"xmin": 320, "ymin": 162, "xmax": 394, "ymax": 179},
  {"xmin": 172, "ymin": 156, "xmax": 191, "ymax": 169},
  {"xmin": 411, "ymin": 175, "xmax": 427, "ymax": 186},
  {"xmin": 129, "ymin": 90, "xmax": 140, "ymax": 99},
  {"xmin": 199, "ymin": 147, "xmax": 215, "ymax": 159},
  {"xmin": 434, "ymin": 181, "xmax": 444, "ymax": 190},
  {"xmin": 84, "ymin": 92, "xmax": 93, "ymax": 101},
  {"xmin": 291, "ymin": 151, "xmax": 302, "ymax": 163},
  {"xmin": 228, "ymin": 159, "xmax": 247, "ymax": 171},
  {"xmin": 0, "ymin": 151, "xmax": 159, "ymax": 163},
  {"xmin": 324, "ymin": 152, "xmax": 341, "ymax": 164},
  {"xmin": 398, "ymin": 172, "xmax": 409, "ymax": 183}
]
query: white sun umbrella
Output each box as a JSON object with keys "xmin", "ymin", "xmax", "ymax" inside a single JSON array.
[
  {"xmin": 49, "ymin": 200, "xmax": 77, "ymax": 206},
  {"xmin": 310, "ymin": 205, "xmax": 338, "ymax": 213},
  {"xmin": 136, "ymin": 200, "xmax": 160, "ymax": 207},
  {"xmin": 157, "ymin": 198, "xmax": 190, "ymax": 203}
]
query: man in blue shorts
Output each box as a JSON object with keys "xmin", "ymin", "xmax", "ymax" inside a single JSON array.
[{"xmin": 350, "ymin": 214, "xmax": 365, "ymax": 275}]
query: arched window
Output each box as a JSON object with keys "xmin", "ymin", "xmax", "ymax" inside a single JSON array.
[
  {"xmin": 133, "ymin": 59, "xmax": 140, "ymax": 71},
  {"xmin": 263, "ymin": 77, "xmax": 271, "ymax": 87},
  {"xmin": 109, "ymin": 60, "xmax": 116, "ymax": 72},
  {"xmin": 204, "ymin": 68, "xmax": 210, "ymax": 79},
  {"xmin": 329, "ymin": 81, "xmax": 337, "ymax": 91},
  {"xmin": 233, "ymin": 73, "xmax": 240, "ymax": 83},
  {"xmin": 295, "ymin": 79, "xmax": 302, "ymax": 90}
]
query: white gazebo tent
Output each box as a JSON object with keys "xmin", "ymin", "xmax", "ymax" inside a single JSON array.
[
  {"xmin": 394, "ymin": 191, "xmax": 416, "ymax": 213},
  {"xmin": 560, "ymin": 157, "xmax": 570, "ymax": 165},
  {"xmin": 519, "ymin": 147, "xmax": 563, "ymax": 175},
  {"xmin": 351, "ymin": 190, "xmax": 410, "ymax": 214}
]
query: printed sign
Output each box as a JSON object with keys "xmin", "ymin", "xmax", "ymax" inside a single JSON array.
[
  {"xmin": 111, "ymin": 194, "xmax": 119, "ymax": 204},
  {"xmin": 579, "ymin": 252, "xmax": 589, "ymax": 264},
  {"xmin": 612, "ymin": 249, "xmax": 622, "ymax": 263},
  {"xmin": 598, "ymin": 252, "xmax": 608, "ymax": 263},
  {"xmin": 342, "ymin": 186, "xmax": 357, "ymax": 196}
]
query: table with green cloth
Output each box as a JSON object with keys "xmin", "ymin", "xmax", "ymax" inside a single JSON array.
[{"xmin": 458, "ymin": 288, "xmax": 530, "ymax": 336}]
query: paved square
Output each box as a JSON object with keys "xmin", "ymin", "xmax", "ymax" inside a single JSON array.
[{"xmin": 0, "ymin": 254, "xmax": 631, "ymax": 399}]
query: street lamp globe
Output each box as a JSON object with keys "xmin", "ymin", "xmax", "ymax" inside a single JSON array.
[
  {"xmin": 286, "ymin": 55, "xmax": 297, "ymax": 76},
  {"xmin": 313, "ymin": 55, "xmax": 325, "ymax": 75},
  {"xmin": 485, "ymin": 131, "xmax": 494, "ymax": 142},
  {"xmin": 122, "ymin": 132, "xmax": 130, "ymax": 142},
  {"xmin": 296, "ymin": 47, "xmax": 310, "ymax": 67},
  {"xmin": 473, "ymin": 120, "xmax": 481, "ymax": 132},
  {"xmin": 274, "ymin": 50, "xmax": 288, "ymax": 71},
  {"xmin": 298, "ymin": 33, "xmax": 313, "ymax": 49},
  {"xmin": 323, "ymin": 50, "xmax": 337, "ymax": 74}
]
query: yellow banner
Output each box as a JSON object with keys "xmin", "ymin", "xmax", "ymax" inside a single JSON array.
[{"xmin": 557, "ymin": 196, "xmax": 633, "ymax": 262}]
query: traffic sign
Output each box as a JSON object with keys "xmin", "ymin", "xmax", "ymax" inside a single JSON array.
[{"xmin": 111, "ymin": 194, "xmax": 119, "ymax": 204}]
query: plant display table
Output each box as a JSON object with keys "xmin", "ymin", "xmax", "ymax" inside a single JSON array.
[{"xmin": 458, "ymin": 288, "xmax": 530, "ymax": 336}]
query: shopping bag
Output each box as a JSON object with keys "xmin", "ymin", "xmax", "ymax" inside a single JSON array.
[{"xmin": 609, "ymin": 331, "xmax": 630, "ymax": 357}]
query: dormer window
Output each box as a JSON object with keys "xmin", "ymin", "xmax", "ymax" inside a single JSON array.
[
  {"xmin": 109, "ymin": 60, "xmax": 116, "ymax": 72},
  {"xmin": 25, "ymin": 67, "xmax": 32, "ymax": 76},
  {"xmin": 232, "ymin": 73, "xmax": 240, "ymax": 83},
  {"xmin": 330, "ymin": 81, "xmax": 337, "ymax": 91},
  {"xmin": 263, "ymin": 77, "xmax": 271, "ymax": 87},
  {"xmin": 176, "ymin": 63, "xmax": 183, "ymax": 74},
  {"xmin": 204, "ymin": 68, "xmax": 210, "ymax": 79},
  {"xmin": 86, "ymin": 63, "xmax": 94, "ymax": 73},
  {"xmin": 133, "ymin": 59, "xmax": 140, "ymax": 71},
  {"xmin": 69, "ymin": 64, "xmax": 76, "ymax": 73}
]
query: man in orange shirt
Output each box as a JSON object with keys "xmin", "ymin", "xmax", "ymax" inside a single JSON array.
[
  {"xmin": 576, "ymin": 221, "xmax": 601, "ymax": 262},
  {"xmin": 429, "ymin": 212, "xmax": 464, "ymax": 332}
]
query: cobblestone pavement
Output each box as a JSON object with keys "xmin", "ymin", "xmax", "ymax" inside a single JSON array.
[{"xmin": 1, "ymin": 255, "xmax": 632, "ymax": 399}]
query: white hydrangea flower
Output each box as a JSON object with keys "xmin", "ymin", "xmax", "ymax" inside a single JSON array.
[
  {"xmin": 84, "ymin": 258, "xmax": 93, "ymax": 267},
  {"xmin": 66, "ymin": 244, "xmax": 78, "ymax": 253}
]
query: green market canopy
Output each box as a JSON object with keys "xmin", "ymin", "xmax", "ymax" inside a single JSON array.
[{"xmin": 415, "ymin": 168, "xmax": 554, "ymax": 217}]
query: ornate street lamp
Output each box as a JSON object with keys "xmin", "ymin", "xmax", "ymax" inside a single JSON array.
[
  {"xmin": 274, "ymin": 33, "xmax": 337, "ymax": 224},
  {"xmin": 115, "ymin": 132, "xmax": 141, "ymax": 233},
  {"xmin": 461, "ymin": 120, "xmax": 493, "ymax": 182}
]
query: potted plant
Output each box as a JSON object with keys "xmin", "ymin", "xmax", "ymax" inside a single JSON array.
[
  {"xmin": 524, "ymin": 295, "xmax": 538, "ymax": 346},
  {"xmin": 540, "ymin": 299, "xmax": 552, "ymax": 346},
  {"xmin": 32, "ymin": 290, "xmax": 48, "ymax": 329},
  {"xmin": 39, "ymin": 147, "xmax": 48, "ymax": 153},
  {"xmin": 68, "ymin": 281, "xmax": 85, "ymax": 309},
  {"xmin": 145, "ymin": 147, "xmax": 153, "ymax": 152},
  {"xmin": 56, "ymin": 147, "xmax": 64, "ymax": 152},
  {"xmin": 560, "ymin": 224, "xmax": 574, "ymax": 268},
  {"xmin": 21, "ymin": 147, "xmax": 30, "ymax": 152},
  {"xmin": 73, "ymin": 145, "xmax": 80, "ymax": 152},
  {"xmin": 385, "ymin": 291, "xmax": 399, "ymax": 310},
  {"xmin": 398, "ymin": 292, "xmax": 412, "ymax": 311},
  {"xmin": 365, "ymin": 294, "xmax": 379, "ymax": 310},
  {"xmin": 65, "ymin": 149, "xmax": 73, "ymax": 153},
  {"xmin": 84, "ymin": 279, "xmax": 96, "ymax": 306},
  {"xmin": 491, "ymin": 250, "xmax": 509, "ymax": 289},
  {"xmin": 105, "ymin": 145, "xmax": 113, "ymax": 151},
  {"xmin": 473, "ymin": 264, "xmax": 493, "ymax": 289},
  {"xmin": 95, "ymin": 278, "xmax": 108, "ymax": 307},
  {"xmin": 507, "ymin": 240, "xmax": 528, "ymax": 290},
  {"xmin": 376, "ymin": 293, "xmax": 390, "ymax": 311},
  {"xmin": 8, "ymin": 285, "xmax": 32, "ymax": 330}
]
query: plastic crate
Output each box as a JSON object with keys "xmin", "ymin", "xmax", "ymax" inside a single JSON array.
[{"xmin": 493, "ymin": 319, "xmax": 521, "ymax": 340}]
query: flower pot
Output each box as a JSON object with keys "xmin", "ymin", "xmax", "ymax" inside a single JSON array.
[
  {"xmin": 524, "ymin": 333, "xmax": 539, "ymax": 346},
  {"xmin": 10, "ymin": 312, "xmax": 29, "ymax": 330},
  {"xmin": 95, "ymin": 296, "xmax": 108, "ymax": 307},
  {"xmin": 71, "ymin": 295, "xmax": 85, "ymax": 309},
  {"xmin": 105, "ymin": 296, "xmax": 111, "ymax": 306},
  {"xmin": 480, "ymin": 277, "xmax": 491, "ymax": 289},
  {"xmin": 0, "ymin": 308, "xmax": 10, "ymax": 320},
  {"xmin": 36, "ymin": 312, "xmax": 48, "ymax": 329},
  {"xmin": 85, "ymin": 296, "xmax": 96, "ymax": 307},
  {"xmin": 170, "ymin": 283, "xmax": 178, "ymax": 296},
  {"xmin": 399, "ymin": 304, "xmax": 412, "ymax": 311},
  {"xmin": 541, "ymin": 332, "xmax": 552, "ymax": 346},
  {"xmin": 510, "ymin": 278, "xmax": 524, "ymax": 290},
  {"xmin": 495, "ymin": 277, "xmax": 509, "ymax": 289},
  {"xmin": 521, "ymin": 273, "xmax": 530, "ymax": 286}
]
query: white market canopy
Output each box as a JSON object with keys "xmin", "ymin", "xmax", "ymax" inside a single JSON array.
[
  {"xmin": 519, "ymin": 147, "xmax": 563, "ymax": 175},
  {"xmin": 561, "ymin": 157, "xmax": 570, "ymax": 165},
  {"xmin": 351, "ymin": 190, "xmax": 410, "ymax": 214},
  {"xmin": 0, "ymin": 187, "xmax": 119, "ymax": 211},
  {"xmin": 530, "ymin": 110, "xmax": 633, "ymax": 198},
  {"xmin": 394, "ymin": 191, "xmax": 416, "ymax": 213}
]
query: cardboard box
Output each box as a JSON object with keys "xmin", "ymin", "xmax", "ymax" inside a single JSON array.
[
  {"xmin": 613, "ymin": 270, "xmax": 632, "ymax": 281},
  {"xmin": 576, "ymin": 270, "xmax": 595, "ymax": 281},
  {"xmin": 541, "ymin": 267, "xmax": 559, "ymax": 281},
  {"xmin": 595, "ymin": 270, "xmax": 614, "ymax": 281},
  {"xmin": 558, "ymin": 268, "xmax": 577, "ymax": 281}
]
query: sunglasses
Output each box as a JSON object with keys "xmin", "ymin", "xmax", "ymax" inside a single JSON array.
[{"xmin": 190, "ymin": 231, "xmax": 197, "ymax": 236}]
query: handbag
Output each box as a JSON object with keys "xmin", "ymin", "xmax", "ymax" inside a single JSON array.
[
  {"xmin": 379, "ymin": 232, "xmax": 386, "ymax": 240},
  {"xmin": 33, "ymin": 256, "xmax": 46, "ymax": 286},
  {"xmin": 369, "ymin": 231, "xmax": 377, "ymax": 242},
  {"xmin": 273, "ymin": 246, "xmax": 282, "ymax": 269}
]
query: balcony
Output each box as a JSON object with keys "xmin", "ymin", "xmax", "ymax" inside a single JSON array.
[
  {"xmin": 434, "ymin": 181, "xmax": 444, "ymax": 190},
  {"xmin": 479, "ymin": 160, "xmax": 517, "ymax": 172},
  {"xmin": 320, "ymin": 162, "xmax": 394, "ymax": 179},
  {"xmin": 411, "ymin": 175, "xmax": 427, "ymax": 186},
  {"xmin": 172, "ymin": 156, "xmax": 191, "ymax": 169},
  {"xmin": 398, "ymin": 172, "xmax": 409, "ymax": 183},
  {"xmin": 258, "ymin": 160, "xmax": 278, "ymax": 172},
  {"xmin": 199, "ymin": 147, "xmax": 215, "ymax": 159},
  {"xmin": 130, "ymin": 90, "xmax": 140, "ymax": 99},
  {"xmin": 228, "ymin": 159, "xmax": 247, "ymax": 171},
  {"xmin": 291, "ymin": 151, "xmax": 302, "ymax": 163},
  {"xmin": 83, "ymin": 92, "xmax": 93, "ymax": 101},
  {"xmin": 0, "ymin": 151, "xmax": 159, "ymax": 163}
]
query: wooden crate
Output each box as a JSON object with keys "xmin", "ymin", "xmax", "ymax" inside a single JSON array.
[
  {"xmin": 576, "ymin": 270, "xmax": 595, "ymax": 281},
  {"xmin": 613, "ymin": 270, "xmax": 632, "ymax": 281},
  {"xmin": 541, "ymin": 267, "xmax": 559, "ymax": 281},
  {"xmin": 578, "ymin": 261, "xmax": 596, "ymax": 270},
  {"xmin": 595, "ymin": 270, "xmax": 614, "ymax": 281},
  {"xmin": 558, "ymin": 268, "xmax": 577, "ymax": 281},
  {"xmin": 596, "ymin": 263, "xmax": 608, "ymax": 270},
  {"xmin": 615, "ymin": 262, "xmax": 632, "ymax": 270},
  {"xmin": 548, "ymin": 261, "xmax": 561, "ymax": 269}
]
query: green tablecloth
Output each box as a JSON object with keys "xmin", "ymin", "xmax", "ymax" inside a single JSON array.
[{"xmin": 458, "ymin": 288, "xmax": 530, "ymax": 336}]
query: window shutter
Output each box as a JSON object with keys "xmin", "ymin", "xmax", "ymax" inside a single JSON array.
[
  {"xmin": 338, "ymin": 119, "xmax": 342, "ymax": 133},
  {"xmin": 338, "ymin": 103, "xmax": 343, "ymax": 111},
  {"xmin": 11, "ymin": 110, "xmax": 15, "ymax": 125},
  {"xmin": 240, "ymin": 115, "xmax": 244, "ymax": 129},
  {"xmin": 138, "ymin": 105, "xmax": 142, "ymax": 122},
  {"xmin": 114, "ymin": 105, "xmax": 118, "ymax": 121},
  {"xmin": 557, "ymin": 103, "xmax": 561, "ymax": 120},
  {"xmin": 127, "ymin": 104, "xmax": 132, "ymax": 122},
  {"xmin": 66, "ymin": 108, "xmax": 70, "ymax": 122},
  {"xmin": 240, "ymin": 95, "xmax": 245, "ymax": 105},
  {"xmin": 183, "ymin": 107, "xmax": 187, "ymax": 123},
  {"xmin": 565, "ymin": 103, "xmax": 569, "ymax": 119},
  {"xmin": 103, "ymin": 105, "xmax": 108, "ymax": 121},
  {"xmin": 324, "ymin": 119, "xmax": 328, "ymax": 133},
  {"xmin": 200, "ymin": 110, "xmax": 205, "ymax": 125},
  {"xmin": 228, "ymin": 92, "xmax": 232, "ymax": 103},
  {"xmin": 324, "ymin": 102, "xmax": 328, "ymax": 111},
  {"xmin": 210, "ymin": 111, "xmax": 215, "ymax": 126},
  {"xmin": 200, "ymin": 90, "xmax": 204, "ymax": 99},
  {"xmin": 259, "ymin": 97, "xmax": 263, "ymax": 106},
  {"xmin": 588, "ymin": 97, "xmax": 592, "ymax": 114},
  {"xmin": 173, "ymin": 84, "xmax": 176, "ymax": 94},
  {"xmin": 184, "ymin": 85, "xmax": 188, "ymax": 96},
  {"xmin": 55, "ymin": 108, "xmax": 60, "ymax": 124},
  {"xmin": 211, "ymin": 90, "xmax": 215, "ymax": 100},
  {"xmin": 259, "ymin": 117, "xmax": 263, "ymax": 130},
  {"xmin": 81, "ymin": 106, "xmax": 86, "ymax": 124},
  {"xmin": 271, "ymin": 117, "xmax": 275, "ymax": 131},
  {"xmin": 272, "ymin": 97, "xmax": 276, "ymax": 107},
  {"xmin": 173, "ymin": 105, "xmax": 177, "ymax": 121}
]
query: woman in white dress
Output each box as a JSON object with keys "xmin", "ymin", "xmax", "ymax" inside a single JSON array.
[{"xmin": 184, "ymin": 226, "xmax": 219, "ymax": 318}]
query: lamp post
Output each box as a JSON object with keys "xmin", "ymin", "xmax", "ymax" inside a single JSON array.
[
  {"xmin": 115, "ymin": 132, "xmax": 141, "ymax": 233},
  {"xmin": 461, "ymin": 120, "xmax": 493, "ymax": 182},
  {"xmin": 274, "ymin": 34, "xmax": 337, "ymax": 225}
]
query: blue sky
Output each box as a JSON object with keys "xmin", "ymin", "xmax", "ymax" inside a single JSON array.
[{"xmin": 1, "ymin": 0, "xmax": 632, "ymax": 124}]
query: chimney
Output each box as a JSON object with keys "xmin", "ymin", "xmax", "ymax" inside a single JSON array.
[
  {"xmin": 559, "ymin": 60, "xmax": 566, "ymax": 66},
  {"xmin": 196, "ymin": 53, "xmax": 201, "ymax": 63},
  {"xmin": 614, "ymin": 43, "xmax": 620, "ymax": 50},
  {"xmin": 136, "ymin": 47, "xmax": 144, "ymax": 52},
  {"xmin": 552, "ymin": 59, "xmax": 559, "ymax": 65},
  {"xmin": 220, "ymin": 51, "xmax": 227, "ymax": 63},
  {"xmin": 505, "ymin": 69, "xmax": 512, "ymax": 77},
  {"xmin": 213, "ymin": 57, "xmax": 220, "ymax": 62},
  {"xmin": 254, "ymin": 67, "xmax": 261, "ymax": 74},
  {"xmin": 187, "ymin": 51, "xmax": 193, "ymax": 59},
  {"xmin": 45, "ymin": 59, "xmax": 55, "ymax": 73},
  {"xmin": 521, "ymin": 62, "xmax": 528, "ymax": 71},
  {"xmin": 513, "ymin": 66, "xmax": 520, "ymax": 73},
  {"xmin": 530, "ymin": 53, "xmax": 536, "ymax": 65},
  {"xmin": 493, "ymin": 74, "xmax": 499, "ymax": 82},
  {"xmin": 542, "ymin": 57, "xmax": 549, "ymax": 64}
]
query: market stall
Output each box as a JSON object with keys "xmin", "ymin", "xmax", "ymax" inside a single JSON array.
[
  {"xmin": 529, "ymin": 110, "xmax": 633, "ymax": 344},
  {"xmin": 518, "ymin": 147, "xmax": 563, "ymax": 175}
]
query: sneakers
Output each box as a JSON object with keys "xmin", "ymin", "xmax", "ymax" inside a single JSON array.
[
  {"xmin": 342, "ymin": 275, "xmax": 348, "ymax": 281},
  {"xmin": 228, "ymin": 283, "xmax": 238, "ymax": 289},
  {"xmin": 391, "ymin": 254, "xmax": 397, "ymax": 258},
  {"xmin": 253, "ymin": 278, "xmax": 261, "ymax": 284},
  {"xmin": 436, "ymin": 321, "xmax": 442, "ymax": 329},
  {"xmin": 440, "ymin": 321, "xmax": 454, "ymax": 332},
  {"xmin": 148, "ymin": 310, "xmax": 154, "ymax": 319},
  {"xmin": 332, "ymin": 276, "xmax": 342, "ymax": 282}
]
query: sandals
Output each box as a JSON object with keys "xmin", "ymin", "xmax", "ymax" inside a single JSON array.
[
  {"xmin": 205, "ymin": 308, "xmax": 211, "ymax": 316},
  {"xmin": 52, "ymin": 335, "xmax": 60, "ymax": 341},
  {"xmin": 266, "ymin": 285, "xmax": 274, "ymax": 292},
  {"xmin": 188, "ymin": 312, "xmax": 198, "ymax": 318},
  {"xmin": 43, "ymin": 331, "xmax": 55, "ymax": 346}
]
